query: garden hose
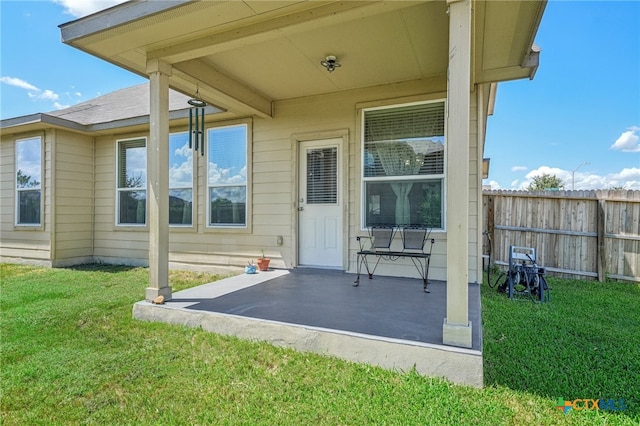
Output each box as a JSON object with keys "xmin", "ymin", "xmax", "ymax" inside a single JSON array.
[{"xmin": 484, "ymin": 230, "xmax": 507, "ymax": 289}]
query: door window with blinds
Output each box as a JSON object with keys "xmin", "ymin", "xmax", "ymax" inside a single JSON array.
[
  {"xmin": 306, "ymin": 147, "xmax": 337, "ymax": 204},
  {"xmin": 207, "ymin": 124, "xmax": 247, "ymax": 227},
  {"xmin": 116, "ymin": 138, "xmax": 147, "ymax": 225},
  {"xmin": 362, "ymin": 101, "xmax": 445, "ymax": 229}
]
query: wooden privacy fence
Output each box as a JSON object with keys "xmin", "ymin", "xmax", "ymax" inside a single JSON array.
[{"xmin": 482, "ymin": 190, "xmax": 640, "ymax": 283}]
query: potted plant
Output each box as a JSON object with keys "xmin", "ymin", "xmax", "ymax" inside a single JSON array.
[
  {"xmin": 256, "ymin": 249, "xmax": 270, "ymax": 271},
  {"xmin": 245, "ymin": 261, "xmax": 257, "ymax": 274}
]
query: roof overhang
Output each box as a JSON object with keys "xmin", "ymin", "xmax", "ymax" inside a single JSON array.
[
  {"xmin": 58, "ymin": 0, "xmax": 545, "ymax": 120},
  {"xmin": 473, "ymin": 0, "xmax": 546, "ymax": 83},
  {"xmin": 0, "ymin": 107, "xmax": 212, "ymax": 137}
]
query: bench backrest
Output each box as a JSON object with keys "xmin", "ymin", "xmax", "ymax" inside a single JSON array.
[
  {"xmin": 370, "ymin": 225, "xmax": 395, "ymax": 250},
  {"xmin": 361, "ymin": 225, "xmax": 434, "ymax": 254},
  {"xmin": 401, "ymin": 226, "xmax": 431, "ymax": 252}
]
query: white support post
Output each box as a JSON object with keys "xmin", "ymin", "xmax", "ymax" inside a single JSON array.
[
  {"xmin": 443, "ymin": 0, "xmax": 472, "ymax": 348},
  {"xmin": 145, "ymin": 59, "xmax": 172, "ymax": 302}
]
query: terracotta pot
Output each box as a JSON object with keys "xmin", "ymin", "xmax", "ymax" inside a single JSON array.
[{"xmin": 257, "ymin": 258, "xmax": 270, "ymax": 271}]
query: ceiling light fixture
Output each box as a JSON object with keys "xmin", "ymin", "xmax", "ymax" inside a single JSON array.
[{"xmin": 321, "ymin": 55, "xmax": 341, "ymax": 73}]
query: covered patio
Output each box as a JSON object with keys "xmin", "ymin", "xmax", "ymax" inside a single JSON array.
[
  {"xmin": 55, "ymin": 0, "xmax": 546, "ymax": 385},
  {"xmin": 134, "ymin": 269, "xmax": 483, "ymax": 387}
]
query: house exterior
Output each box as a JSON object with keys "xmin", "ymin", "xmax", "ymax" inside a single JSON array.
[{"xmin": 0, "ymin": 0, "xmax": 546, "ymax": 350}]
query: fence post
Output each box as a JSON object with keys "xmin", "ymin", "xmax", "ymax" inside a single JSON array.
[
  {"xmin": 597, "ymin": 193, "xmax": 606, "ymax": 282},
  {"xmin": 487, "ymin": 195, "xmax": 495, "ymax": 243}
]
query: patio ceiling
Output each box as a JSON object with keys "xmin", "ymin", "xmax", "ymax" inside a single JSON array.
[{"xmin": 60, "ymin": 0, "xmax": 545, "ymax": 119}]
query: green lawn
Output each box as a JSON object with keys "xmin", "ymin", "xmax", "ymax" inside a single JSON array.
[{"xmin": 1, "ymin": 263, "xmax": 638, "ymax": 425}]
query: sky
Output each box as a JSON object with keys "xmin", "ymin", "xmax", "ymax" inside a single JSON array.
[{"xmin": 1, "ymin": 0, "xmax": 639, "ymax": 190}]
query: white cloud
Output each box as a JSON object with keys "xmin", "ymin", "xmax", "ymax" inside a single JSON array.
[
  {"xmin": 41, "ymin": 90, "xmax": 60, "ymax": 101},
  {"xmin": 617, "ymin": 167, "xmax": 640, "ymax": 179},
  {"xmin": 169, "ymin": 144, "xmax": 193, "ymax": 188},
  {"xmin": 53, "ymin": 102, "xmax": 70, "ymax": 110},
  {"xmin": 511, "ymin": 166, "xmax": 528, "ymax": 172},
  {"xmin": 486, "ymin": 180, "xmax": 502, "ymax": 190},
  {"xmin": 28, "ymin": 89, "xmax": 60, "ymax": 101},
  {"xmin": 52, "ymin": 0, "xmax": 128, "ymax": 18},
  {"xmin": 208, "ymin": 163, "xmax": 246, "ymax": 185},
  {"xmin": 579, "ymin": 168, "xmax": 640, "ymax": 190},
  {"xmin": 510, "ymin": 166, "xmax": 571, "ymax": 190},
  {"xmin": 174, "ymin": 144, "xmax": 193, "ymax": 159},
  {"xmin": 16, "ymin": 138, "xmax": 42, "ymax": 184},
  {"xmin": 3, "ymin": 75, "xmax": 63, "ymax": 110},
  {"xmin": 525, "ymin": 166, "xmax": 570, "ymax": 182},
  {"xmin": 610, "ymin": 127, "xmax": 640, "ymax": 153},
  {"xmin": 512, "ymin": 165, "xmax": 640, "ymax": 190},
  {"xmin": 1, "ymin": 76, "xmax": 39, "ymax": 91}
]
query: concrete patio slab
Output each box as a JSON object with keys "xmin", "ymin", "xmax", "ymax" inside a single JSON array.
[{"xmin": 133, "ymin": 268, "xmax": 483, "ymax": 387}]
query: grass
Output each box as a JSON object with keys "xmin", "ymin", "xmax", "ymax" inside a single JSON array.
[
  {"xmin": 1, "ymin": 263, "xmax": 638, "ymax": 425},
  {"xmin": 482, "ymin": 274, "xmax": 640, "ymax": 417}
]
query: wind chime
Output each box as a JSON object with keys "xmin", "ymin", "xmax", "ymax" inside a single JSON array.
[{"xmin": 188, "ymin": 86, "xmax": 207, "ymax": 156}]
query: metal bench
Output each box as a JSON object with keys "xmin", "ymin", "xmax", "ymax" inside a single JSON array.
[{"xmin": 354, "ymin": 225, "xmax": 435, "ymax": 292}]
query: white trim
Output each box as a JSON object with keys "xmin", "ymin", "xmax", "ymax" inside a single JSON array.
[
  {"xmin": 205, "ymin": 122, "xmax": 249, "ymax": 229},
  {"xmin": 290, "ymin": 129, "xmax": 350, "ymax": 269},
  {"xmin": 297, "ymin": 138, "xmax": 344, "ymax": 268},
  {"xmin": 115, "ymin": 136, "xmax": 148, "ymax": 227},
  {"xmin": 14, "ymin": 136, "xmax": 43, "ymax": 227},
  {"xmin": 359, "ymin": 99, "xmax": 447, "ymax": 231}
]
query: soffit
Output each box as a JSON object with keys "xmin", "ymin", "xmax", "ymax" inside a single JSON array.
[
  {"xmin": 474, "ymin": 0, "xmax": 546, "ymax": 83},
  {"xmin": 60, "ymin": 0, "xmax": 545, "ymax": 117}
]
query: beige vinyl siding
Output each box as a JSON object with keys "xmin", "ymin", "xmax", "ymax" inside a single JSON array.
[
  {"xmin": 0, "ymin": 132, "xmax": 51, "ymax": 265},
  {"xmin": 0, "ymin": 137, "xmax": 14, "ymax": 229},
  {"xmin": 92, "ymin": 134, "xmax": 150, "ymax": 265},
  {"xmin": 6, "ymin": 77, "xmax": 485, "ymax": 278},
  {"xmin": 85, "ymin": 78, "xmax": 455, "ymax": 271},
  {"xmin": 52, "ymin": 130, "xmax": 94, "ymax": 265},
  {"xmin": 259, "ymin": 78, "xmax": 454, "ymax": 279}
]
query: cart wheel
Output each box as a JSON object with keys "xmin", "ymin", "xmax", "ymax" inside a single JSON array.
[
  {"xmin": 513, "ymin": 270, "xmax": 527, "ymax": 293},
  {"xmin": 540, "ymin": 276, "xmax": 550, "ymax": 302},
  {"xmin": 527, "ymin": 272, "xmax": 539, "ymax": 302}
]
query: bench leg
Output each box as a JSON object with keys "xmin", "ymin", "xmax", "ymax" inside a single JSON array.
[
  {"xmin": 354, "ymin": 253, "xmax": 381, "ymax": 286},
  {"xmin": 368, "ymin": 255, "xmax": 383, "ymax": 280},
  {"xmin": 354, "ymin": 254, "xmax": 362, "ymax": 286},
  {"xmin": 409, "ymin": 256, "xmax": 431, "ymax": 293},
  {"xmin": 354, "ymin": 253, "xmax": 371, "ymax": 286}
]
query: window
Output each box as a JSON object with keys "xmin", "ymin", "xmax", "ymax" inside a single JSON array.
[
  {"xmin": 15, "ymin": 137, "xmax": 42, "ymax": 225},
  {"xmin": 207, "ymin": 124, "xmax": 247, "ymax": 227},
  {"xmin": 169, "ymin": 132, "xmax": 193, "ymax": 226},
  {"xmin": 362, "ymin": 101, "xmax": 445, "ymax": 229},
  {"xmin": 117, "ymin": 138, "xmax": 146, "ymax": 225},
  {"xmin": 307, "ymin": 147, "xmax": 337, "ymax": 204}
]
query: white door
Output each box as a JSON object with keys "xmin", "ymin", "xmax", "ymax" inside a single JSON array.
[{"xmin": 298, "ymin": 139, "xmax": 342, "ymax": 268}]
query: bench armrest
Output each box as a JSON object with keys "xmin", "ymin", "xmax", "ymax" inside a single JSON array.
[{"xmin": 356, "ymin": 235, "xmax": 373, "ymax": 251}]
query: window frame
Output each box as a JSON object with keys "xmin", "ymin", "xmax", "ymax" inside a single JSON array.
[
  {"xmin": 15, "ymin": 136, "xmax": 43, "ymax": 227},
  {"xmin": 168, "ymin": 131, "xmax": 194, "ymax": 228},
  {"xmin": 115, "ymin": 137, "xmax": 147, "ymax": 227},
  {"xmin": 206, "ymin": 123, "xmax": 250, "ymax": 229},
  {"xmin": 360, "ymin": 100, "xmax": 446, "ymax": 231}
]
